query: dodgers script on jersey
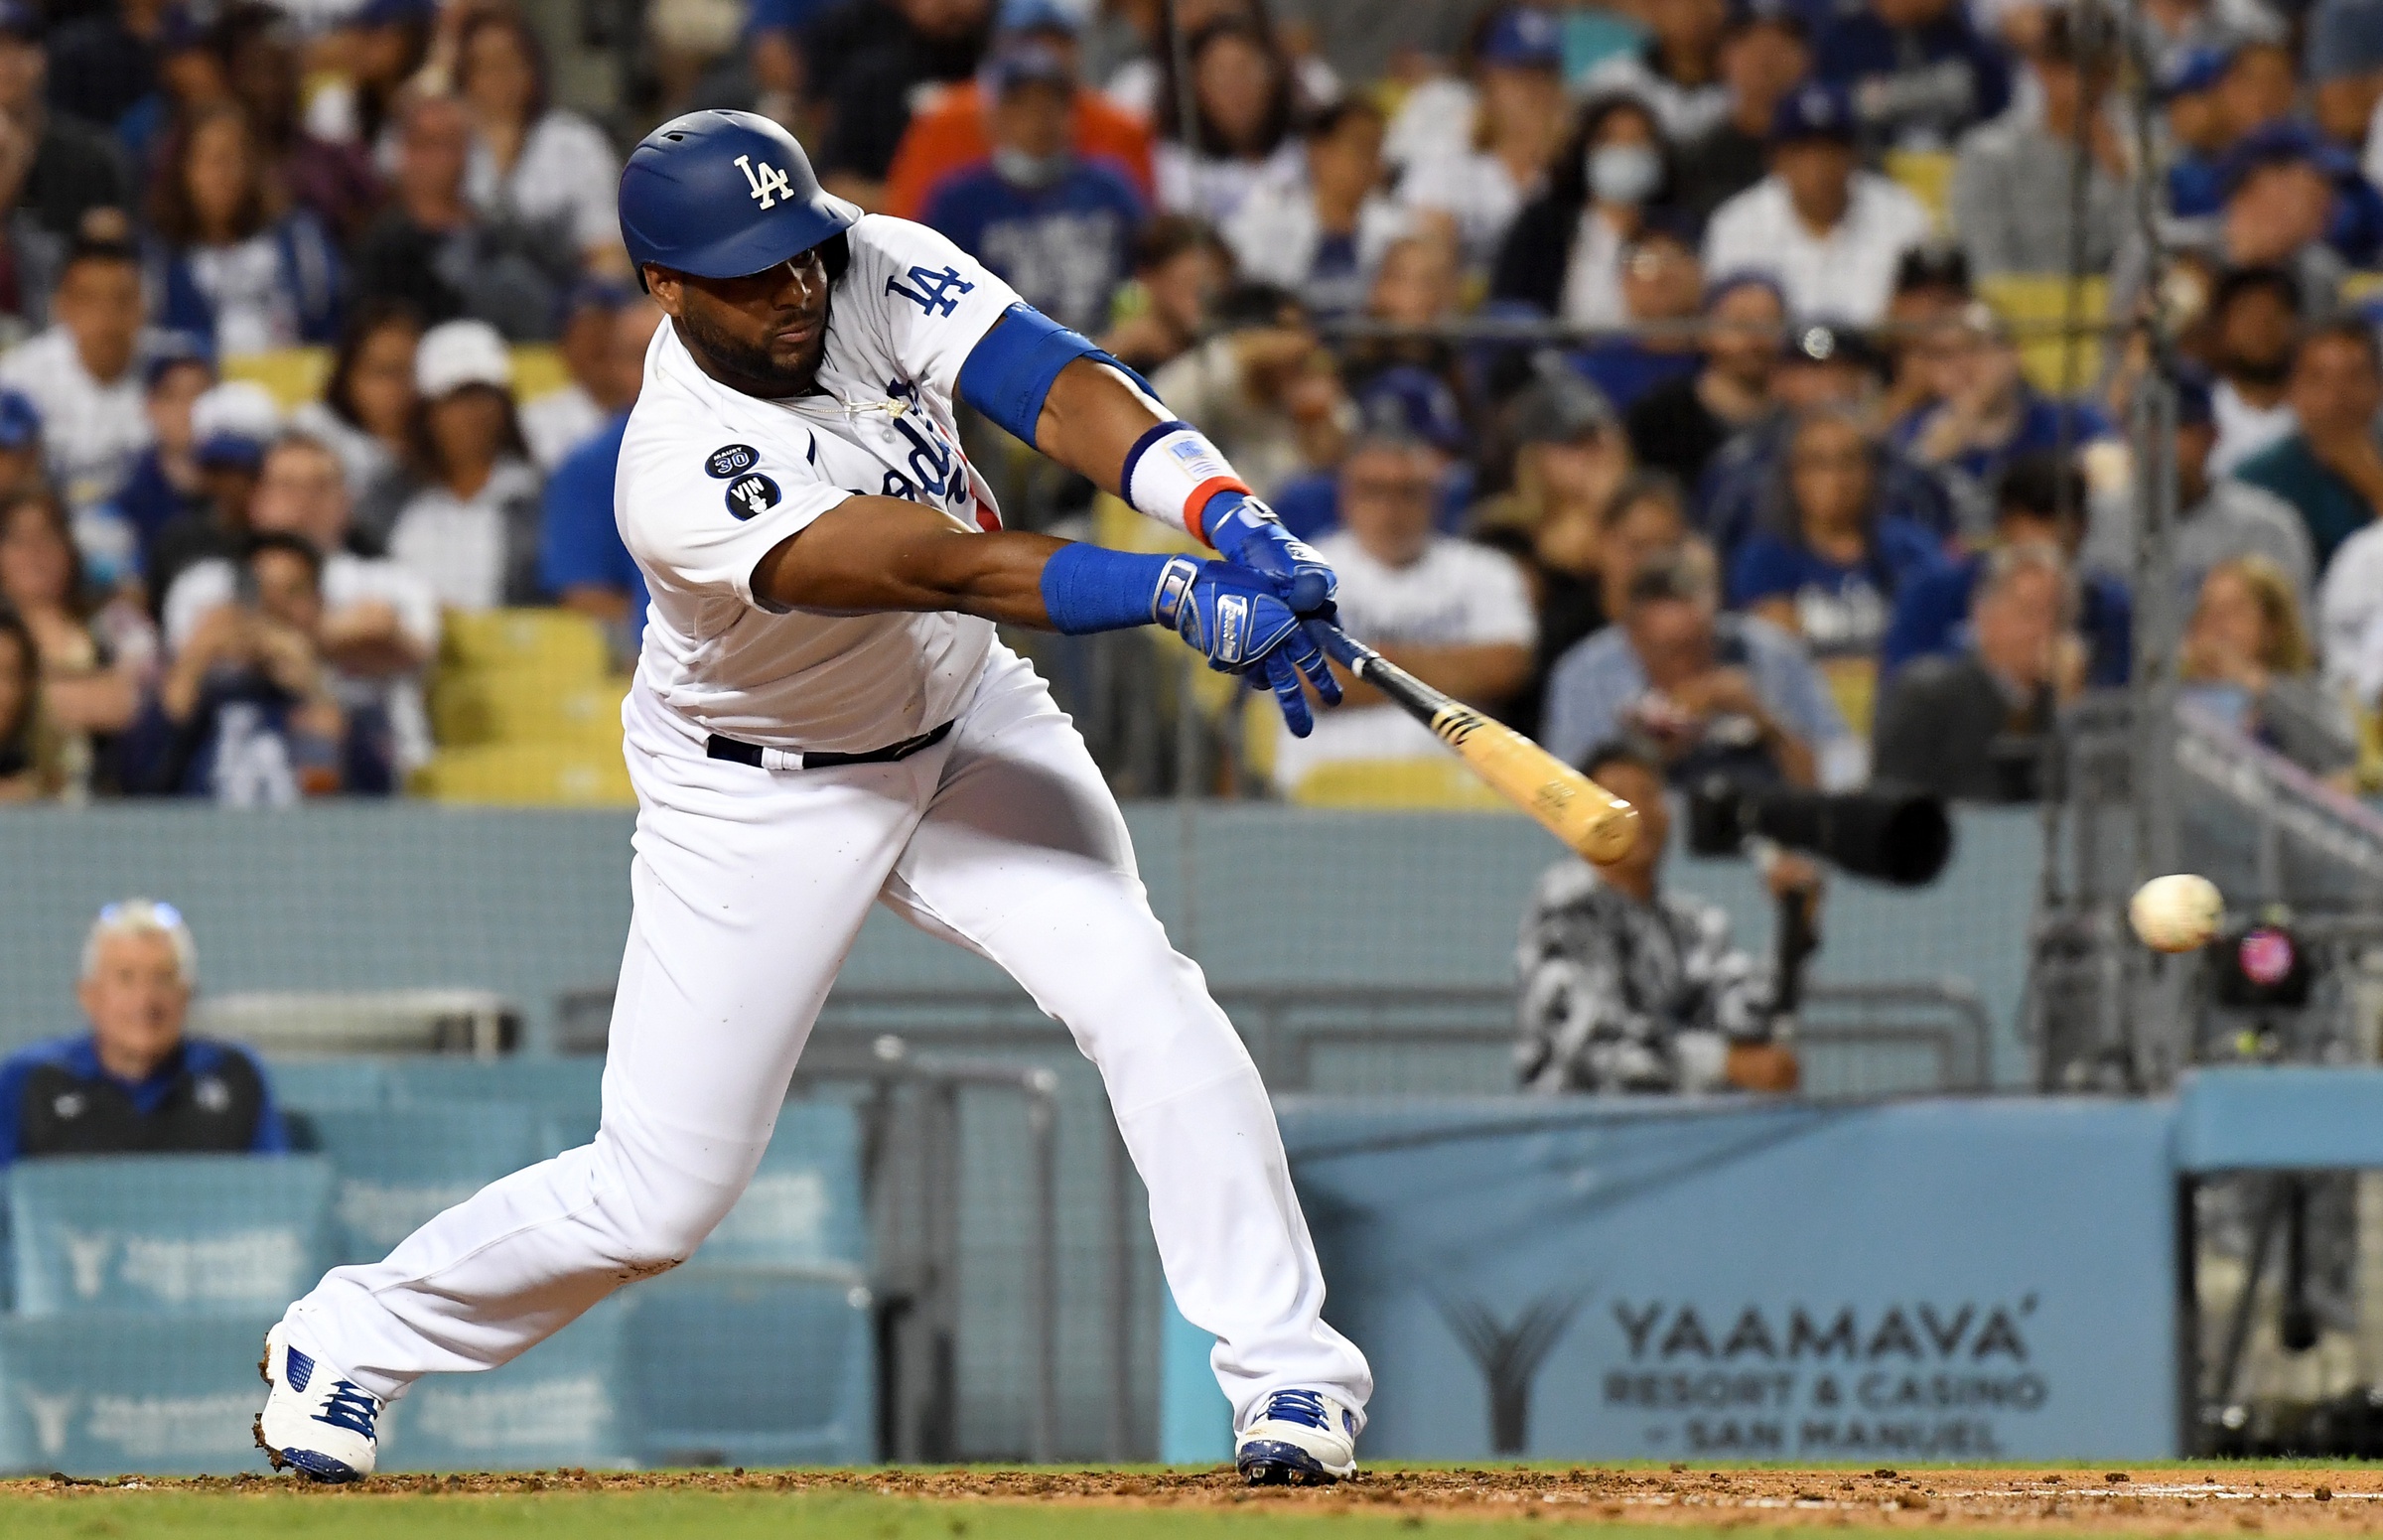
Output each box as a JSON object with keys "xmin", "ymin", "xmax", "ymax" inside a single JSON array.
[{"xmin": 615, "ymin": 213, "xmax": 1022, "ymax": 751}]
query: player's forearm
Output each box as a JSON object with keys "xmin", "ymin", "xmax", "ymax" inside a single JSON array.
[
  {"xmin": 752, "ymin": 495, "xmax": 1066, "ymax": 626},
  {"xmin": 1032, "ymin": 355, "xmax": 1170, "ymax": 498}
]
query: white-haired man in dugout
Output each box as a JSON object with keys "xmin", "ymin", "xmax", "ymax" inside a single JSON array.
[{"xmin": 0, "ymin": 899, "xmax": 288, "ymax": 1169}]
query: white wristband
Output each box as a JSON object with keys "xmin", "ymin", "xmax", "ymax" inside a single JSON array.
[{"xmin": 1122, "ymin": 420, "xmax": 1250, "ymax": 544}]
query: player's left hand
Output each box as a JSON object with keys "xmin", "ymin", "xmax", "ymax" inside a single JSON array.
[
  {"xmin": 1205, "ymin": 493, "xmax": 1336, "ymax": 615},
  {"xmin": 1158, "ymin": 558, "xmax": 1342, "ymax": 737}
]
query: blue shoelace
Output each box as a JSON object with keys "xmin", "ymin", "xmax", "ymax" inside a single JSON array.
[
  {"xmin": 1261, "ymin": 1389, "xmax": 1332, "ymax": 1430},
  {"xmin": 314, "ymin": 1381, "xmax": 378, "ymax": 1439}
]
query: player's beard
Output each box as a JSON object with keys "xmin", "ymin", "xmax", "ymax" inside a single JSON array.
[{"xmin": 674, "ymin": 296, "xmax": 830, "ymax": 398}]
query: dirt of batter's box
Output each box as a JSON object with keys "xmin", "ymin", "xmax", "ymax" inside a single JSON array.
[{"xmin": 4, "ymin": 1465, "xmax": 2379, "ymax": 1528}]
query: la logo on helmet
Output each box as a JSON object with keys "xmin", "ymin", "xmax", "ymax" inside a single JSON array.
[{"xmin": 735, "ymin": 154, "xmax": 795, "ymax": 210}]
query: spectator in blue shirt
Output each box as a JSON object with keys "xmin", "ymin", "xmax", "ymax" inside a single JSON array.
[
  {"xmin": 1890, "ymin": 302, "xmax": 2112, "ymax": 537},
  {"xmin": 920, "ymin": 39, "xmax": 1147, "ymax": 337},
  {"xmin": 1882, "ymin": 450, "xmax": 2133, "ymax": 688},
  {"xmin": 1729, "ymin": 406, "xmax": 1941, "ymax": 661},
  {"xmin": 1815, "ymin": 0, "xmax": 2011, "ymax": 153},
  {"xmin": 540, "ymin": 299, "xmax": 662, "ymax": 652},
  {"xmin": 0, "ymin": 899, "xmax": 287, "ymax": 1169},
  {"xmin": 2161, "ymin": 48, "xmax": 2233, "ymax": 218}
]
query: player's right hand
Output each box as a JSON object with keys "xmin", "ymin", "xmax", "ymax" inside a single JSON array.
[{"xmin": 1152, "ymin": 557, "xmax": 1342, "ymax": 737}]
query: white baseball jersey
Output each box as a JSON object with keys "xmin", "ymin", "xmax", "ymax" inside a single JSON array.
[{"xmin": 615, "ymin": 214, "xmax": 1022, "ymax": 753}]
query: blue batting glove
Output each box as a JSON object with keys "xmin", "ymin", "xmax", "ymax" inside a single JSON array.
[
  {"xmin": 1152, "ymin": 557, "xmax": 1343, "ymax": 737},
  {"xmin": 1204, "ymin": 492, "xmax": 1337, "ymax": 615}
]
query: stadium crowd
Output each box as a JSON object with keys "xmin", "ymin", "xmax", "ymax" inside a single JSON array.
[{"xmin": 0, "ymin": 0, "xmax": 2379, "ymax": 806}]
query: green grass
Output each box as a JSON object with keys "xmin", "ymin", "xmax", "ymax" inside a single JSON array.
[{"xmin": 0, "ymin": 1490, "xmax": 1744, "ymax": 1539}]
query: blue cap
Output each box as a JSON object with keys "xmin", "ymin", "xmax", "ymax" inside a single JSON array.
[
  {"xmin": 1770, "ymin": 80, "xmax": 1857, "ymax": 144},
  {"xmin": 1479, "ymin": 8, "xmax": 1562, "ymax": 69},
  {"xmin": 987, "ymin": 39, "xmax": 1074, "ymax": 94},
  {"xmin": 2173, "ymin": 367, "xmax": 2215, "ymax": 428},
  {"xmin": 142, "ymin": 330, "xmax": 214, "ymax": 390},
  {"xmin": 1352, "ymin": 366, "xmax": 1468, "ymax": 456},
  {"xmin": 2219, "ymin": 119, "xmax": 2359, "ymax": 199},
  {"xmin": 2161, "ymin": 46, "xmax": 2231, "ymax": 99},
  {"xmin": 354, "ymin": 0, "xmax": 437, "ymax": 28},
  {"xmin": 0, "ymin": 389, "xmax": 39, "ymax": 451},
  {"xmin": 997, "ymin": 0, "xmax": 1078, "ymax": 37}
]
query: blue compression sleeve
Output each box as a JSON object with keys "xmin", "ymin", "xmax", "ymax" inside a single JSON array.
[
  {"xmin": 956, "ymin": 303, "xmax": 1151, "ymax": 447},
  {"xmin": 1040, "ymin": 543, "xmax": 1177, "ymax": 635}
]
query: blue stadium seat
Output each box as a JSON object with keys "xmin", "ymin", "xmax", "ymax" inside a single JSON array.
[
  {"xmin": 694, "ymin": 1098, "xmax": 868, "ymax": 1271},
  {"xmin": 0, "ymin": 1312, "xmax": 278, "ymax": 1475},
  {"xmin": 5, "ymin": 1156, "xmax": 333, "ymax": 1317},
  {"xmin": 383, "ymin": 1056, "xmax": 604, "ymax": 1118},
  {"xmin": 375, "ymin": 1296, "xmax": 634, "ymax": 1472},
  {"xmin": 303, "ymin": 1104, "xmax": 545, "ymax": 1266},
  {"xmin": 622, "ymin": 1267, "xmax": 875, "ymax": 1467},
  {"xmin": 263, "ymin": 1057, "xmax": 391, "ymax": 1115}
]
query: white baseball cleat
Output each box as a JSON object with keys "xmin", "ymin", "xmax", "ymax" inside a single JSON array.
[
  {"xmin": 1234, "ymin": 1387, "xmax": 1359, "ymax": 1484},
  {"xmin": 254, "ymin": 1322, "xmax": 382, "ymax": 1482}
]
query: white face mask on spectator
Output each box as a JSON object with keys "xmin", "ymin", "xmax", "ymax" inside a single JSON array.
[{"xmin": 1587, "ymin": 144, "xmax": 1661, "ymax": 207}]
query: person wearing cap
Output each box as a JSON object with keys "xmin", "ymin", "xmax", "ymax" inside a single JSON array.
[
  {"xmin": 539, "ymin": 299, "xmax": 663, "ymax": 654},
  {"xmin": 1268, "ymin": 364, "xmax": 1470, "ymax": 541},
  {"xmin": 0, "ymin": 1, "xmax": 135, "ymax": 246},
  {"xmin": 1949, "ymin": 8, "xmax": 2129, "ymax": 280},
  {"xmin": 2238, "ymin": 319, "xmax": 2383, "ymax": 572},
  {"xmin": 2218, "ymin": 120, "xmax": 2383, "ymax": 272},
  {"xmin": 143, "ymin": 377, "xmax": 279, "ymax": 609},
  {"xmin": 375, "ymin": 318, "xmax": 542, "ymax": 612},
  {"xmin": 1889, "ymin": 301, "xmax": 2113, "ymax": 534},
  {"xmin": 2080, "ymin": 370, "xmax": 2312, "ymax": 604},
  {"xmin": 1394, "ymin": 7, "xmax": 1569, "ymax": 274},
  {"xmin": 1544, "ymin": 547, "xmax": 1853, "ymax": 788},
  {"xmin": 1223, "ymin": 96, "xmax": 1408, "ymax": 321},
  {"xmin": 2161, "ymin": 46, "xmax": 2235, "ymax": 219},
  {"xmin": 106, "ymin": 343, "xmax": 210, "ymax": 565},
  {"xmin": 1472, "ymin": 358, "xmax": 1634, "ymax": 555},
  {"xmin": 1813, "ymin": 0, "xmax": 2011, "ymax": 153},
  {"xmin": 1875, "ymin": 243, "xmax": 1969, "ymax": 426},
  {"xmin": 455, "ymin": 9, "xmax": 626, "ymax": 274},
  {"xmin": 1270, "ymin": 404, "xmax": 1534, "ymax": 795},
  {"xmin": 919, "ymin": 39, "xmax": 1150, "ymax": 338},
  {"xmin": 349, "ymin": 93, "xmax": 570, "ymax": 342},
  {"xmin": 520, "ymin": 282, "xmax": 637, "ymax": 471},
  {"xmin": 1489, "ymin": 93, "xmax": 1675, "ymax": 326},
  {"xmin": 1671, "ymin": 0, "xmax": 1812, "ymax": 226},
  {"xmin": 885, "ymin": 0, "xmax": 1155, "ymax": 221},
  {"xmin": 1625, "ymin": 271, "xmax": 1784, "ymax": 490},
  {"xmin": 163, "ymin": 430, "xmax": 441, "ymax": 776},
  {"xmin": 1700, "ymin": 81, "xmax": 1932, "ymax": 327},
  {"xmin": 0, "ymin": 900, "xmax": 287, "ymax": 1170},
  {"xmin": 1583, "ymin": 0, "xmax": 1732, "ymax": 144},
  {"xmin": 0, "ymin": 239, "xmax": 152, "ymax": 518}
]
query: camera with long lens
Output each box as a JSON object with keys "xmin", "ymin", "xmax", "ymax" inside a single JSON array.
[{"xmin": 1684, "ymin": 775, "xmax": 1954, "ymax": 887}]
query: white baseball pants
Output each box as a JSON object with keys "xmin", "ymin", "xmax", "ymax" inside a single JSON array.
[{"xmin": 286, "ymin": 644, "xmax": 1371, "ymax": 1434}]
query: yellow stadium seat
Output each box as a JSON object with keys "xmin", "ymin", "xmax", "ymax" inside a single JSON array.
[
  {"xmin": 439, "ymin": 608, "xmax": 612, "ymax": 681},
  {"xmin": 1821, "ymin": 656, "xmax": 1879, "ymax": 741},
  {"xmin": 2343, "ymin": 272, "xmax": 2383, "ymax": 308},
  {"xmin": 432, "ymin": 671, "xmax": 630, "ymax": 749},
  {"xmin": 413, "ymin": 743, "xmax": 635, "ymax": 806},
  {"xmin": 1289, "ymin": 756, "xmax": 1516, "ymax": 812},
  {"xmin": 220, "ymin": 345, "xmax": 572, "ymax": 413},
  {"xmin": 1885, "ymin": 150, "xmax": 1955, "ymax": 232},
  {"xmin": 1975, "ymin": 273, "xmax": 2110, "ymax": 396},
  {"xmin": 222, "ymin": 349, "xmax": 333, "ymax": 410}
]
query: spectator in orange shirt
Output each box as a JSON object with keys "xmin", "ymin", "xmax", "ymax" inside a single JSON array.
[{"xmin": 886, "ymin": 0, "xmax": 1155, "ymax": 220}]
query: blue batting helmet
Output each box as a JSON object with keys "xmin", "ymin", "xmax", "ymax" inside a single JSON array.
[{"xmin": 618, "ymin": 110, "xmax": 860, "ymax": 282}]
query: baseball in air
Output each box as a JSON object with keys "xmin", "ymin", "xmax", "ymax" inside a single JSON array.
[{"xmin": 2129, "ymin": 874, "xmax": 2224, "ymax": 953}]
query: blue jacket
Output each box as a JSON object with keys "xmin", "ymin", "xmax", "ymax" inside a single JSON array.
[
  {"xmin": 538, "ymin": 411, "xmax": 648, "ymax": 644},
  {"xmin": 0, "ymin": 1033, "xmax": 288, "ymax": 1169},
  {"xmin": 152, "ymin": 211, "xmax": 344, "ymax": 351},
  {"xmin": 1881, "ymin": 550, "xmax": 2134, "ymax": 687},
  {"xmin": 919, "ymin": 157, "xmax": 1146, "ymax": 337},
  {"xmin": 1815, "ymin": 7, "xmax": 2011, "ymax": 148}
]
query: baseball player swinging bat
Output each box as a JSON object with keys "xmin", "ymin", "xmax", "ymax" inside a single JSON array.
[{"xmin": 1309, "ymin": 622, "xmax": 1639, "ymax": 866}]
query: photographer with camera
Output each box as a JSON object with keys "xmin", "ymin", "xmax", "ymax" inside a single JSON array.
[{"xmin": 1517, "ymin": 739, "xmax": 1817, "ymax": 1096}]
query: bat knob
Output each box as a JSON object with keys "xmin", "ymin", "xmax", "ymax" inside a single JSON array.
[{"xmin": 1579, "ymin": 801, "xmax": 1640, "ymax": 866}]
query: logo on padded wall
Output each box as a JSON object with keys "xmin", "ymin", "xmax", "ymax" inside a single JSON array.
[
  {"xmin": 706, "ymin": 443, "xmax": 759, "ymax": 479},
  {"xmin": 726, "ymin": 474, "xmax": 781, "ymax": 520}
]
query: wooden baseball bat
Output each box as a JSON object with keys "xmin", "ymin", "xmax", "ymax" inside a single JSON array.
[{"xmin": 1311, "ymin": 621, "xmax": 1639, "ymax": 865}]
